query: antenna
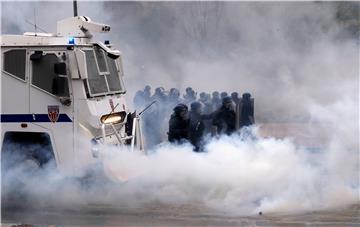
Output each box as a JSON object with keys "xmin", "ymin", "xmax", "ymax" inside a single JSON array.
[
  {"xmin": 25, "ymin": 8, "xmax": 48, "ymax": 34},
  {"xmin": 25, "ymin": 20, "xmax": 48, "ymax": 33},
  {"xmin": 34, "ymin": 8, "xmax": 37, "ymax": 35},
  {"xmin": 73, "ymin": 0, "xmax": 78, "ymax": 17}
]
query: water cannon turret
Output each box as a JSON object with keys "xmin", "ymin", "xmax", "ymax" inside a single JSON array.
[{"xmin": 57, "ymin": 16, "xmax": 110, "ymax": 38}]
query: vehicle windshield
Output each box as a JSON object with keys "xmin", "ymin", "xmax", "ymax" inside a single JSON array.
[{"xmin": 84, "ymin": 46, "xmax": 125, "ymax": 96}]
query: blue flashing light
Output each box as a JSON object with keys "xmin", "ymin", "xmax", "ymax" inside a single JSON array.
[{"xmin": 68, "ymin": 37, "xmax": 75, "ymax": 45}]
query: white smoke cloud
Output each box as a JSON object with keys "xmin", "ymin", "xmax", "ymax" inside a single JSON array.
[{"xmin": 3, "ymin": 123, "xmax": 357, "ymax": 215}]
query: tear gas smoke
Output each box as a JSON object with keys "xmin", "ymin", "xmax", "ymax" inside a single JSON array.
[
  {"xmin": 2, "ymin": 123, "xmax": 358, "ymax": 215},
  {"xmin": 1, "ymin": 1, "xmax": 359, "ymax": 215}
]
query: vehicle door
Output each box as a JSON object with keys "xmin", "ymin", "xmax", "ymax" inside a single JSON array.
[{"xmin": 29, "ymin": 49, "xmax": 75, "ymax": 172}]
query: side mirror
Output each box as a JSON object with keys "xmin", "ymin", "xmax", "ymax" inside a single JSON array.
[{"xmin": 54, "ymin": 62, "xmax": 67, "ymax": 75}]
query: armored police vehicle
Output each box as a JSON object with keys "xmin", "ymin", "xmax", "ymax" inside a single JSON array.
[{"xmin": 1, "ymin": 16, "xmax": 144, "ymax": 177}]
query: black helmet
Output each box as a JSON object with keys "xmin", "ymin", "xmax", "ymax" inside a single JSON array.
[
  {"xmin": 155, "ymin": 87, "xmax": 165, "ymax": 94},
  {"xmin": 222, "ymin": 96, "xmax": 233, "ymax": 105},
  {"xmin": 190, "ymin": 101, "xmax": 202, "ymax": 111},
  {"xmin": 212, "ymin": 91, "xmax": 219, "ymax": 98},
  {"xmin": 220, "ymin": 92, "xmax": 228, "ymax": 98},
  {"xmin": 231, "ymin": 92, "xmax": 239, "ymax": 98},
  {"xmin": 242, "ymin": 92, "xmax": 251, "ymax": 100},
  {"xmin": 174, "ymin": 103, "xmax": 188, "ymax": 113},
  {"xmin": 170, "ymin": 88, "xmax": 179, "ymax": 95}
]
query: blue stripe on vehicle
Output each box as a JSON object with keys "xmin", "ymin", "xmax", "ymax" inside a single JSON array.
[{"xmin": 0, "ymin": 114, "xmax": 72, "ymax": 123}]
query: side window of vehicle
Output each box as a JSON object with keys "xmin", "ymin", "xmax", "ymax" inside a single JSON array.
[
  {"xmin": 31, "ymin": 53, "xmax": 69, "ymax": 97},
  {"xmin": 3, "ymin": 49, "xmax": 26, "ymax": 81}
]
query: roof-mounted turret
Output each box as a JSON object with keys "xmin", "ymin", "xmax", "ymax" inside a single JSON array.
[{"xmin": 57, "ymin": 16, "xmax": 111, "ymax": 38}]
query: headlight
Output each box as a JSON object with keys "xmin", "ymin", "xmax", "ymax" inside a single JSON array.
[{"xmin": 100, "ymin": 111, "xmax": 126, "ymax": 124}]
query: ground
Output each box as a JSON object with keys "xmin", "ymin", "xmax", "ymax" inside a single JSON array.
[{"xmin": 2, "ymin": 203, "xmax": 359, "ymax": 226}]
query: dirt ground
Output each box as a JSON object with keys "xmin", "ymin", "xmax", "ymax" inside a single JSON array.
[{"xmin": 1, "ymin": 203, "xmax": 359, "ymax": 227}]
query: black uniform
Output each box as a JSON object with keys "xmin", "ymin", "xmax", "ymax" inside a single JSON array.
[
  {"xmin": 168, "ymin": 104, "xmax": 189, "ymax": 143},
  {"xmin": 212, "ymin": 97, "xmax": 236, "ymax": 135},
  {"xmin": 220, "ymin": 92, "xmax": 228, "ymax": 100},
  {"xmin": 188, "ymin": 102, "xmax": 212, "ymax": 151},
  {"xmin": 143, "ymin": 85, "xmax": 152, "ymax": 103},
  {"xmin": 198, "ymin": 92, "xmax": 207, "ymax": 103},
  {"xmin": 231, "ymin": 92, "xmax": 241, "ymax": 105},
  {"xmin": 152, "ymin": 87, "xmax": 167, "ymax": 103},
  {"xmin": 133, "ymin": 90, "xmax": 145, "ymax": 110},
  {"xmin": 168, "ymin": 88, "xmax": 181, "ymax": 105},
  {"xmin": 189, "ymin": 111, "xmax": 205, "ymax": 151},
  {"xmin": 183, "ymin": 87, "xmax": 197, "ymax": 104},
  {"xmin": 240, "ymin": 93, "xmax": 255, "ymax": 127},
  {"xmin": 212, "ymin": 91, "xmax": 222, "ymax": 110}
]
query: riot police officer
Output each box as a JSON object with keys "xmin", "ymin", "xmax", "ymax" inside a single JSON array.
[
  {"xmin": 212, "ymin": 97, "xmax": 236, "ymax": 135},
  {"xmin": 168, "ymin": 88, "xmax": 181, "ymax": 104},
  {"xmin": 198, "ymin": 92, "xmax": 207, "ymax": 104},
  {"xmin": 168, "ymin": 104, "xmax": 189, "ymax": 143},
  {"xmin": 231, "ymin": 92, "xmax": 241, "ymax": 105},
  {"xmin": 152, "ymin": 87, "xmax": 167, "ymax": 103},
  {"xmin": 211, "ymin": 91, "xmax": 222, "ymax": 110},
  {"xmin": 183, "ymin": 87, "xmax": 197, "ymax": 104},
  {"xmin": 220, "ymin": 92, "xmax": 228, "ymax": 100},
  {"xmin": 133, "ymin": 90, "xmax": 145, "ymax": 110},
  {"xmin": 143, "ymin": 85, "xmax": 152, "ymax": 103},
  {"xmin": 240, "ymin": 93, "xmax": 255, "ymax": 127},
  {"xmin": 188, "ymin": 102, "xmax": 211, "ymax": 152}
]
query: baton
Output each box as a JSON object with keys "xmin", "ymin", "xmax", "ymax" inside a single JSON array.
[{"xmin": 138, "ymin": 100, "xmax": 157, "ymax": 116}]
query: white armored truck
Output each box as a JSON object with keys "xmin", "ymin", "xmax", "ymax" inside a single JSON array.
[{"xmin": 1, "ymin": 16, "xmax": 144, "ymax": 177}]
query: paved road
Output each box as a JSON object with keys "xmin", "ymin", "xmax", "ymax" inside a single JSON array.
[{"xmin": 2, "ymin": 203, "xmax": 359, "ymax": 226}]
